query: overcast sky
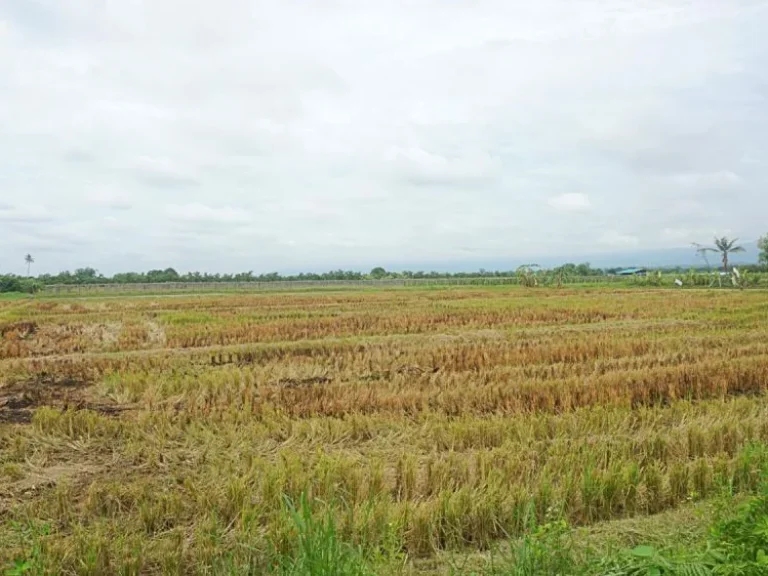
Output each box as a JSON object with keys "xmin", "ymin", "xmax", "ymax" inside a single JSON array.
[{"xmin": 1, "ymin": 1, "xmax": 767, "ymax": 274}]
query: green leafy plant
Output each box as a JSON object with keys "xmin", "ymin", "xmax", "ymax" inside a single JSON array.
[
  {"xmin": 550, "ymin": 266, "xmax": 571, "ymax": 288},
  {"xmin": 516, "ymin": 265, "xmax": 541, "ymax": 288},
  {"xmin": 599, "ymin": 544, "xmax": 715, "ymax": 575},
  {"xmin": 598, "ymin": 451, "xmax": 768, "ymax": 576},
  {"xmin": 479, "ymin": 516, "xmax": 578, "ymax": 576},
  {"xmin": 709, "ymin": 483, "xmax": 768, "ymax": 574},
  {"xmin": 270, "ymin": 494, "xmax": 374, "ymax": 576},
  {"xmin": 3, "ymin": 521, "xmax": 51, "ymax": 576},
  {"xmin": 729, "ymin": 268, "xmax": 756, "ymax": 290}
]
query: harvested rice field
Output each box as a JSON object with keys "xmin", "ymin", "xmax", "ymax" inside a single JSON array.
[{"xmin": 2, "ymin": 286, "xmax": 768, "ymax": 574}]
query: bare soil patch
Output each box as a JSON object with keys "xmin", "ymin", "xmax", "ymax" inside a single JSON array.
[
  {"xmin": 0, "ymin": 374, "xmax": 133, "ymax": 424},
  {"xmin": 0, "ymin": 462, "xmax": 105, "ymax": 516}
]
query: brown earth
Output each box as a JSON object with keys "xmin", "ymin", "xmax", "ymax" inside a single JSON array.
[{"xmin": 0, "ymin": 373, "xmax": 133, "ymax": 424}]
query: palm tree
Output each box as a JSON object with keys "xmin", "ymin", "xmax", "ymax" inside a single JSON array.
[
  {"xmin": 695, "ymin": 237, "xmax": 745, "ymax": 272},
  {"xmin": 24, "ymin": 254, "xmax": 34, "ymax": 277}
]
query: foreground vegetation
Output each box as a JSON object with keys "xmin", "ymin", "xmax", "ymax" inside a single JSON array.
[{"xmin": 2, "ymin": 286, "xmax": 768, "ymax": 574}]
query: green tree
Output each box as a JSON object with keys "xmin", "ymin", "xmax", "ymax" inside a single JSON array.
[
  {"xmin": 24, "ymin": 254, "xmax": 34, "ymax": 277},
  {"xmin": 73, "ymin": 268, "xmax": 100, "ymax": 283},
  {"xmin": 695, "ymin": 237, "xmax": 746, "ymax": 272},
  {"xmin": 759, "ymin": 234, "xmax": 768, "ymax": 266},
  {"xmin": 370, "ymin": 267, "xmax": 387, "ymax": 279},
  {"xmin": 146, "ymin": 268, "xmax": 180, "ymax": 283}
]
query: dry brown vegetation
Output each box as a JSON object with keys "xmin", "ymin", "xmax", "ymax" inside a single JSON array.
[{"xmin": 1, "ymin": 286, "xmax": 768, "ymax": 574}]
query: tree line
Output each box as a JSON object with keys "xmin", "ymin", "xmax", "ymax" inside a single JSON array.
[
  {"xmin": 0, "ymin": 263, "xmax": 614, "ymax": 293},
  {"xmin": 3, "ymin": 235, "xmax": 766, "ymax": 294}
]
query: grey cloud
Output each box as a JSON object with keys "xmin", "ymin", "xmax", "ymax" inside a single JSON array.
[
  {"xmin": 62, "ymin": 148, "xmax": 95, "ymax": 163},
  {"xmin": 2, "ymin": 0, "xmax": 768, "ymax": 274},
  {"xmin": 548, "ymin": 193, "xmax": 591, "ymax": 212},
  {"xmin": 389, "ymin": 147, "xmax": 501, "ymax": 188},
  {"xmin": 9, "ymin": 221, "xmax": 94, "ymax": 255},
  {"xmin": 108, "ymin": 201, "xmax": 133, "ymax": 211},
  {"xmin": 671, "ymin": 171, "xmax": 744, "ymax": 190},
  {"xmin": 166, "ymin": 203, "xmax": 253, "ymax": 225},
  {"xmin": 0, "ymin": 205, "xmax": 56, "ymax": 223},
  {"xmin": 137, "ymin": 172, "xmax": 199, "ymax": 189},
  {"xmin": 132, "ymin": 157, "xmax": 200, "ymax": 189},
  {"xmin": 0, "ymin": 1, "xmax": 62, "ymax": 39},
  {"xmin": 81, "ymin": 191, "xmax": 133, "ymax": 211},
  {"xmin": 625, "ymin": 137, "xmax": 743, "ymax": 177}
]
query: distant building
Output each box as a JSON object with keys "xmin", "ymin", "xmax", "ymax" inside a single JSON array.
[{"xmin": 615, "ymin": 268, "xmax": 648, "ymax": 276}]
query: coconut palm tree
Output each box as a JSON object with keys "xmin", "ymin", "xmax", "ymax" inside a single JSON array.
[
  {"xmin": 695, "ymin": 237, "xmax": 745, "ymax": 272},
  {"xmin": 24, "ymin": 254, "xmax": 35, "ymax": 277}
]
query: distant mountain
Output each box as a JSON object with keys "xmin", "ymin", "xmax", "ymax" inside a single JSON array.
[
  {"xmin": 363, "ymin": 241, "xmax": 760, "ymax": 274},
  {"xmin": 539, "ymin": 242, "xmax": 760, "ymax": 270}
]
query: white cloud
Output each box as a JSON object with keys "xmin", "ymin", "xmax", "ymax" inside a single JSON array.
[
  {"xmin": 0, "ymin": 204, "xmax": 55, "ymax": 223},
  {"xmin": 662, "ymin": 227, "xmax": 692, "ymax": 242},
  {"xmin": 132, "ymin": 156, "xmax": 199, "ymax": 188},
  {"xmin": 81, "ymin": 190, "xmax": 133, "ymax": 210},
  {"xmin": 166, "ymin": 203, "xmax": 253, "ymax": 224},
  {"xmin": 599, "ymin": 230, "xmax": 640, "ymax": 247},
  {"xmin": 660, "ymin": 227, "xmax": 729, "ymax": 246},
  {"xmin": 387, "ymin": 146, "xmax": 500, "ymax": 186},
  {"xmin": 1, "ymin": 0, "xmax": 767, "ymax": 273},
  {"xmin": 671, "ymin": 171, "xmax": 744, "ymax": 189},
  {"xmin": 547, "ymin": 193, "xmax": 591, "ymax": 212}
]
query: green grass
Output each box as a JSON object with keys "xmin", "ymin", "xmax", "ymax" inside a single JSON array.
[
  {"xmin": 8, "ymin": 485, "xmax": 764, "ymax": 576},
  {"xmin": 0, "ymin": 293, "xmax": 35, "ymax": 301}
]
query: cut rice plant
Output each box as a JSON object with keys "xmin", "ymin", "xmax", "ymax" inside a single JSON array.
[{"xmin": 1, "ymin": 285, "xmax": 767, "ymax": 574}]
